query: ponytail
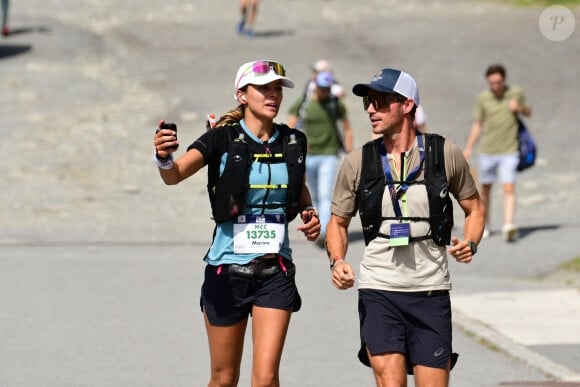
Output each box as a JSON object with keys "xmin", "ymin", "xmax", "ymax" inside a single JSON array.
[{"xmin": 215, "ymin": 105, "xmax": 244, "ymax": 128}]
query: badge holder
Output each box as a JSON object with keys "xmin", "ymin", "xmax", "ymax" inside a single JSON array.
[{"xmin": 389, "ymin": 223, "xmax": 410, "ymax": 247}]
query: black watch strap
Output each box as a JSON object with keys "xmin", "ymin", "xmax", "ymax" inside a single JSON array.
[
  {"xmin": 467, "ymin": 240, "xmax": 477, "ymax": 255},
  {"xmin": 330, "ymin": 257, "xmax": 344, "ymax": 270}
]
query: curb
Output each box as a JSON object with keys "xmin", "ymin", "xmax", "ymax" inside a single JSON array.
[{"xmin": 453, "ymin": 309, "xmax": 580, "ymax": 382}]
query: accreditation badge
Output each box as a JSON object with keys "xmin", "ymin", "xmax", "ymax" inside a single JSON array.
[
  {"xmin": 233, "ymin": 214, "xmax": 286, "ymax": 254},
  {"xmin": 389, "ymin": 223, "xmax": 410, "ymax": 247}
]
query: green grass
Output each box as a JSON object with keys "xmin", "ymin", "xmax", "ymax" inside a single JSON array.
[
  {"xmin": 560, "ymin": 257, "xmax": 580, "ymax": 272},
  {"xmin": 492, "ymin": 0, "xmax": 580, "ymax": 6}
]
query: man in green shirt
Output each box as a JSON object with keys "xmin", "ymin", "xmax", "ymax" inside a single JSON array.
[
  {"xmin": 464, "ymin": 64, "xmax": 532, "ymax": 242},
  {"xmin": 288, "ymin": 71, "xmax": 353, "ymax": 246}
]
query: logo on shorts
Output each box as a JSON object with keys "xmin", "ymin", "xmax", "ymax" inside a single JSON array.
[{"xmin": 433, "ymin": 348, "xmax": 445, "ymax": 357}]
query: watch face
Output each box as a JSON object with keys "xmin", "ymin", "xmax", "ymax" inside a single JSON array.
[{"xmin": 469, "ymin": 241, "xmax": 477, "ymax": 254}]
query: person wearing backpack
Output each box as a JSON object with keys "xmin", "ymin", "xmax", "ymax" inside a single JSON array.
[
  {"xmin": 154, "ymin": 60, "xmax": 321, "ymax": 387},
  {"xmin": 325, "ymin": 68, "xmax": 485, "ymax": 387},
  {"xmin": 287, "ymin": 70, "xmax": 353, "ymax": 248},
  {"xmin": 463, "ymin": 64, "xmax": 532, "ymax": 242},
  {"xmin": 304, "ymin": 59, "xmax": 346, "ymax": 100}
]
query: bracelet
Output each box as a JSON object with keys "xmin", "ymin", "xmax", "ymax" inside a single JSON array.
[
  {"xmin": 154, "ymin": 152, "xmax": 174, "ymax": 170},
  {"xmin": 329, "ymin": 256, "xmax": 345, "ymax": 270}
]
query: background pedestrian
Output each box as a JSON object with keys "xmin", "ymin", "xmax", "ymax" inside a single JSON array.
[
  {"xmin": 1, "ymin": 0, "xmax": 9, "ymax": 36},
  {"xmin": 463, "ymin": 63, "xmax": 532, "ymax": 241},
  {"xmin": 288, "ymin": 70, "xmax": 353, "ymax": 248},
  {"xmin": 237, "ymin": 0, "xmax": 259, "ymax": 37}
]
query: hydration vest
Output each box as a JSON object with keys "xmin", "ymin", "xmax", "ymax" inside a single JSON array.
[
  {"xmin": 358, "ymin": 133, "xmax": 453, "ymax": 246},
  {"xmin": 209, "ymin": 123, "xmax": 306, "ymax": 223}
]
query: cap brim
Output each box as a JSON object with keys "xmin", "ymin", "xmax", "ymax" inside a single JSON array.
[
  {"xmin": 352, "ymin": 83, "xmax": 395, "ymax": 96},
  {"xmin": 239, "ymin": 73, "xmax": 295, "ymax": 89},
  {"xmin": 280, "ymin": 77, "xmax": 295, "ymax": 88}
]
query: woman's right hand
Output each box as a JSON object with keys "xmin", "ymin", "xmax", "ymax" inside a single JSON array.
[{"xmin": 154, "ymin": 119, "xmax": 179, "ymax": 159}]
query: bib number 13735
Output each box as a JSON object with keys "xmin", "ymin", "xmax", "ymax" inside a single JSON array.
[{"xmin": 233, "ymin": 214, "xmax": 286, "ymax": 254}]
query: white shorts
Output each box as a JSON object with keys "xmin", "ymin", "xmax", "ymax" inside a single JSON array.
[{"xmin": 478, "ymin": 152, "xmax": 519, "ymax": 185}]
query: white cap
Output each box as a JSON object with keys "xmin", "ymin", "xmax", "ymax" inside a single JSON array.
[
  {"xmin": 234, "ymin": 60, "xmax": 295, "ymax": 91},
  {"xmin": 310, "ymin": 59, "xmax": 331, "ymax": 73}
]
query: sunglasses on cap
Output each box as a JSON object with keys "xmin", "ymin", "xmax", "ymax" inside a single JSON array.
[
  {"xmin": 363, "ymin": 93, "xmax": 407, "ymax": 110},
  {"xmin": 235, "ymin": 61, "xmax": 287, "ymax": 89}
]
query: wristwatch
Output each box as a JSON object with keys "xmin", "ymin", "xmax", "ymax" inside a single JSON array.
[
  {"xmin": 330, "ymin": 257, "xmax": 344, "ymax": 270},
  {"xmin": 467, "ymin": 240, "xmax": 477, "ymax": 255}
]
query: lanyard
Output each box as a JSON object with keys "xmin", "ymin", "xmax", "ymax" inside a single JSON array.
[{"xmin": 379, "ymin": 134, "xmax": 425, "ymax": 217}]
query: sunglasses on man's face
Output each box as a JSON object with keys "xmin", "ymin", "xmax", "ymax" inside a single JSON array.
[
  {"xmin": 236, "ymin": 61, "xmax": 287, "ymax": 89},
  {"xmin": 363, "ymin": 94, "xmax": 407, "ymax": 110}
]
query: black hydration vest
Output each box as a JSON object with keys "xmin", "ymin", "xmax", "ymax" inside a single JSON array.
[
  {"xmin": 358, "ymin": 134, "xmax": 453, "ymax": 246},
  {"xmin": 209, "ymin": 123, "xmax": 306, "ymax": 223}
]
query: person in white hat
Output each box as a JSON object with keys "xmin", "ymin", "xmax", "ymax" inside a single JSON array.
[
  {"xmin": 153, "ymin": 60, "xmax": 320, "ymax": 386},
  {"xmin": 303, "ymin": 59, "xmax": 346, "ymax": 100},
  {"xmin": 325, "ymin": 68, "xmax": 484, "ymax": 387}
]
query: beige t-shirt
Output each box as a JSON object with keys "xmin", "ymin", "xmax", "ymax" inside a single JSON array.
[
  {"xmin": 330, "ymin": 135, "xmax": 477, "ymax": 292},
  {"xmin": 473, "ymin": 85, "xmax": 527, "ymax": 155}
]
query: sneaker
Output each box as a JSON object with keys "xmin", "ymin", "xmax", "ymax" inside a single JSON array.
[
  {"xmin": 502, "ymin": 224, "xmax": 518, "ymax": 242},
  {"xmin": 246, "ymin": 28, "xmax": 254, "ymax": 37},
  {"xmin": 482, "ymin": 227, "xmax": 491, "ymax": 240},
  {"xmin": 1, "ymin": 26, "xmax": 9, "ymax": 36},
  {"xmin": 237, "ymin": 19, "xmax": 245, "ymax": 34}
]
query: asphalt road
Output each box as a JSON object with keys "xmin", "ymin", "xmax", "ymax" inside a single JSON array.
[{"xmin": 1, "ymin": 0, "xmax": 579, "ymax": 386}]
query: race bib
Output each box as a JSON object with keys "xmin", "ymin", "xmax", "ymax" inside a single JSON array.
[{"xmin": 233, "ymin": 214, "xmax": 286, "ymax": 254}]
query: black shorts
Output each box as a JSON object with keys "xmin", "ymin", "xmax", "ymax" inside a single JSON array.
[
  {"xmin": 358, "ymin": 289, "xmax": 458, "ymax": 373},
  {"xmin": 200, "ymin": 258, "xmax": 301, "ymax": 326}
]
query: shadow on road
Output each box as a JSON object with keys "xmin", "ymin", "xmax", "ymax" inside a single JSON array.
[
  {"xmin": 7, "ymin": 26, "xmax": 51, "ymax": 36},
  {"xmin": 0, "ymin": 44, "xmax": 32, "ymax": 59},
  {"xmin": 518, "ymin": 224, "xmax": 560, "ymax": 240},
  {"xmin": 249, "ymin": 29, "xmax": 295, "ymax": 38},
  {"xmin": 0, "ymin": 25, "xmax": 51, "ymax": 60}
]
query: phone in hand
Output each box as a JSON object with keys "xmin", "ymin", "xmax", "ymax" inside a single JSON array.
[{"xmin": 160, "ymin": 122, "xmax": 178, "ymax": 151}]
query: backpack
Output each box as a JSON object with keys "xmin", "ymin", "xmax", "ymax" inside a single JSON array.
[
  {"xmin": 424, "ymin": 133, "xmax": 454, "ymax": 246},
  {"xmin": 358, "ymin": 133, "xmax": 453, "ymax": 246},
  {"xmin": 516, "ymin": 117, "xmax": 536, "ymax": 172},
  {"xmin": 209, "ymin": 123, "xmax": 306, "ymax": 223}
]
